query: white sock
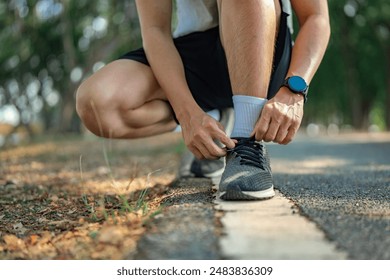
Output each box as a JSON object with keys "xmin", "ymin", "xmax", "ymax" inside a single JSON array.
[
  {"xmin": 173, "ymin": 109, "xmax": 221, "ymax": 132},
  {"xmin": 173, "ymin": 125, "xmax": 182, "ymax": 133},
  {"xmin": 206, "ymin": 109, "xmax": 221, "ymax": 122},
  {"xmin": 231, "ymin": 95, "xmax": 267, "ymax": 138}
]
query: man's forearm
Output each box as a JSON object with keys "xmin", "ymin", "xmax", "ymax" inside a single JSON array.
[
  {"xmin": 142, "ymin": 29, "xmax": 203, "ymax": 121},
  {"xmin": 287, "ymin": 12, "xmax": 331, "ymax": 83}
]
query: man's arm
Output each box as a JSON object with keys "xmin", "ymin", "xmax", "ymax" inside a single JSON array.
[
  {"xmin": 288, "ymin": 0, "xmax": 331, "ymax": 82},
  {"xmin": 136, "ymin": 0, "xmax": 234, "ymax": 159},
  {"xmin": 254, "ymin": 0, "xmax": 331, "ymax": 144}
]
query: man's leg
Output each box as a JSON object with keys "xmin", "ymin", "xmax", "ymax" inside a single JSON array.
[
  {"xmin": 77, "ymin": 59, "xmax": 232, "ymax": 181},
  {"xmin": 217, "ymin": 0, "xmax": 282, "ymax": 200},
  {"xmin": 76, "ymin": 60, "xmax": 177, "ymax": 139},
  {"xmin": 218, "ymin": 0, "xmax": 280, "ymax": 98},
  {"xmin": 217, "ymin": 0, "xmax": 281, "ymax": 139}
]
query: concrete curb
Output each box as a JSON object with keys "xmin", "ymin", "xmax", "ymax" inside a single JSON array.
[{"xmin": 215, "ymin": 190, "xmax": 347, "ymax": 259}]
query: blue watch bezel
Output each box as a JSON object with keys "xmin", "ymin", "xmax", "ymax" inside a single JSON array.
[
  {"xmin": 287, "ymin": 76, "xmax": 308, "ymax": 93},
  {"xmin": 283, "ymin": 76, "xmax": 309, "ymax": 103}
]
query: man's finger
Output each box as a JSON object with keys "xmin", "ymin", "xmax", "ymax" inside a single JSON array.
[
  {"xmin": 196, "ymin": 142, "xmax": 214, "ymax": 159},
  {"xmin": 189, "ymin": 145, "xmax": 205, "ymax": 160},
  {"xmin": 262, "ymin": 119, "xmax": 281, "ymax": 142},
  {"xmin": 213, "ymin": 129, "xmax": 235, "ymax": 149},
  {"xmin": 253, "ymin": 110, "xmax": 271, "ymax": 141},
  {"xmin": 200, "ymin": 140, "xmax": 223, "ymax": 159},
  {"xmin": 274, "ymin": 126, "xmax": 289, "ymax": 144},
  {"xmin": 281, "ymin": 125, "xmax": 299, "ymax": 145}
]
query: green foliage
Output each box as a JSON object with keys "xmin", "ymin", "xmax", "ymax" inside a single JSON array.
[
  {"xmin": 302, "ymin": 0, "xmax": 390, "ymax": 129},
  {"xmin": 0, "ymin": 0, "xmax": 142, "ymax": 133}
]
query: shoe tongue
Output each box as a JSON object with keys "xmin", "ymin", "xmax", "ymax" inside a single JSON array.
[
  {"xmin": 234, "ymin": 137, "xmax": 259, "ymax": 149},
  {"xmin": 231, "ymin": 138, "xmax": 265, "ymax": 169},
  {"xmin": 232, "ymin": 137, "xmax": 253, "ymax": 142}
]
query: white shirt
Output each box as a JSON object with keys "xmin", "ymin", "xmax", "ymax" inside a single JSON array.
[{"xmin": 173, "ymin": 0, "xmax": 218, "ymax": 38}]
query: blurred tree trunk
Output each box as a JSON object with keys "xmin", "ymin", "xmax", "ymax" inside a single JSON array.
[
  {"xmin": 386, "ymin": 46, "xmax": 390, "ymax": 131},
  {"xmin": 59, "ymin": 0, "xmax": 79, "ymax": 133},
  {"xmin": 340, "ymin": 16, "xmax": 370, "ymax": 130}
]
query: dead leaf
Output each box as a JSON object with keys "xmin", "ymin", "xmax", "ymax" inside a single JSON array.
[
  {"xmin": 97, "ymin": 166, "xmax": 110, "ymax": 175},
  {"xmin": 0, "ymin": 215, "xmax": 5, "ymax": 220},
  {"xmin": 3, "ymin": 235, "xmax": 26, "ymax": 251},
  {"xmin": 63, "ymin": 231, "xmax": 74, "ymax": 240},
  {"xmin": 38, "ymin": 231, "xmax": 53, "ymax": 244},
  {"xmin": 5, "ymin": 179, "xmax": 18, "ymax": 185},
  {"xmin": 29, "ymin": 235, "xmax": 39, "ymax": 245},
  {"xmin": 39, "ymin": 192, "xmax": 49, "ymax": 201},
  {"xmin": 13, "ymin": 222, "xmax": 28, "ymax": 235},
  {"xmin": 38, "ymin": 217, "xmax": 49, "ymax": 223},
  {"xmin": 48, "ymin": 219, "xmax": 75, "ymax": 226},
  {"xmin": 98, "ymin": 227, "xmax": 124, "ymax": 245}
]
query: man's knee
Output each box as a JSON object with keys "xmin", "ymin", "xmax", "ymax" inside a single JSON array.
[
  {"xmin": 76, "ymin": 80, "xmax": 109, "ymax": 137},
  {"xmin": 76, "ymin": 60, "xmax": 165, "ymax": 138},
  {"xmin": 76, "ymin": 77, "xmax": 151, "ymax": 139}
]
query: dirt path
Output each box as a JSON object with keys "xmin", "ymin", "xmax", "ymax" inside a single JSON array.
[{"xmin": 0, "ymin": 133, "xmax": 183, "ymax": 259}]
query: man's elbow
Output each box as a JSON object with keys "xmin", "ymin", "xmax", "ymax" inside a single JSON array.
[
  {"xmin": 309, "ymin": 14, "xmax": 331, "ymax": 42},
  {"xmin": 319, "ymin": 15, "xmax": 331, "ymax": 43}
]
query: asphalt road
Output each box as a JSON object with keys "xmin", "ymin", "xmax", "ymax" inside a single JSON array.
[{"xmin": 269, "ymin": 133, "xmax": 390, "ymax": 259}]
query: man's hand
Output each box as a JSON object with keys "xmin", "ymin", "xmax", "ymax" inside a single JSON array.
[
  {"xmin": 252, "ymin": 87, "xmax": 304, "ymax": 144},
  {"xmin": 180, "ymin": 110, "xmax": 236, "ymax": 160}
]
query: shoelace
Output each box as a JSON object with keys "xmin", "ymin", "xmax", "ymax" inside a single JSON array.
[{"xmin": 227, "ymin": 138, "xmax": 267, "ymax": 169}]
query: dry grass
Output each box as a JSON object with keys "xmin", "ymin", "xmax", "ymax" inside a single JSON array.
[{"xmin": 0, "ymin": 133, "xmax": 183, "ymax": 259}]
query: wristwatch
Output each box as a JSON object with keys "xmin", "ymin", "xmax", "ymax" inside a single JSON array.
[{"xmin": 282, "ymin": 76, "xmax": 309, "ymax": 103}]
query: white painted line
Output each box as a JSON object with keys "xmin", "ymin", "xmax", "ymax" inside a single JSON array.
[{"xmin": 215, "ymin": 190, "xmax": 347, "ymax": 260}]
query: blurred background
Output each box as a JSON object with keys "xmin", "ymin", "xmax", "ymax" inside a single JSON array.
[{"xmin": 0, "ymin": 0, "xmax": 389, "ymax": 147}]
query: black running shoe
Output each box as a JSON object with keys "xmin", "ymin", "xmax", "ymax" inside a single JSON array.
[{"xmin": 219, "ymin": 137, "xmax": 275, "ymax": 200}]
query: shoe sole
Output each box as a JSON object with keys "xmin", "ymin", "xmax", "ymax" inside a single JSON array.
[
  {"xmin": 219, "ymin": 185, "xmax": 275, "ymax": 201},
  {"xmin": 201, "ymin": 166, "xmax": 225, "ymax": 178}
]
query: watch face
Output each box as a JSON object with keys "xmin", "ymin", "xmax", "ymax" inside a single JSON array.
[{"xmin": 288, "ymin": 76, "xmax": 307, "ymax": 92}]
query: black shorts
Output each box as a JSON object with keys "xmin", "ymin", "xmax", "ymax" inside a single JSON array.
[{"xmin": 119, "ymin": 12, "xmax": 292, "ymax": 112}]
